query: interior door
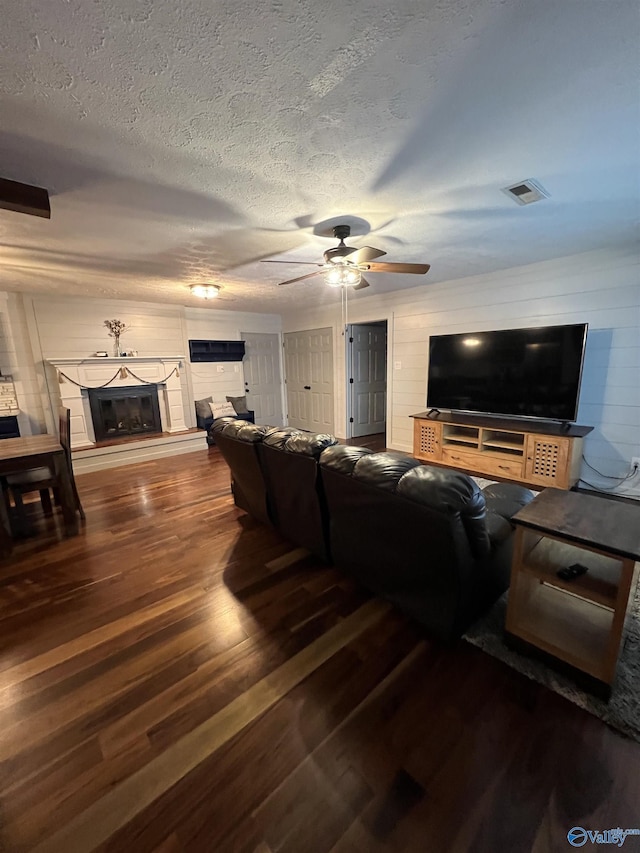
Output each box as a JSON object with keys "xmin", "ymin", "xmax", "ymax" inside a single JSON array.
[
  {"xmin": 241, "ymin": 332, "xmax": 284, "ymax": 425},
  {"xmin": 283, "ymin": 328, "xmax": 334, "ymax": 432},
  {"xmin": 349, "ymin": 323, "xmax": 387, "ymax": 437}
]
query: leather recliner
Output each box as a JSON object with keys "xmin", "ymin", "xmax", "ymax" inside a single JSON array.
[
  {"xmin": 257, "ymin": 428, "xmax": 340, "ymax": 561},
  {"xmin": 319, "ymin": 445, "xmax": 533, "ymax": 642},
  {"xmin": 210, "ymin": 418, "xmax": 273, "ymax": 525}
]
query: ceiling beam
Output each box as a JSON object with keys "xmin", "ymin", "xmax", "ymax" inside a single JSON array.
[{"xmin": 0, "ymin": 177, "xmax": 51, "ymax": 219}]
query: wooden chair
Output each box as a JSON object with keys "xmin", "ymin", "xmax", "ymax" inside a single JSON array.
[
  {"xmin": 2, "ymin": 463, "xmax": 56, "ymax": 523},
  {"xmin": 3, "ymin": 407, "xmax": 85, "ymax": 528},
  {"xmin": 58, "ymin": 407, "xmax": 85, "ymax": 520}
]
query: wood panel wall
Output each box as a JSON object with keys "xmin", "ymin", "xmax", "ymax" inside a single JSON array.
[
  {"xmin": 3, "ymin": 295, "xmax": 281, "ymax": 432},
  {"xmin": 1, "ymin": 244, "xmax": 637, "ymax": 495},
  {"xmin": 0, "ymin": 292, "xmax": 46, "ymax": 435},
  {"xmin": 283, "ymin": 245, "xmax": 640, "ymax": 499}
]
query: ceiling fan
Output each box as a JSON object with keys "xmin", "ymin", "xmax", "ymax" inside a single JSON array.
[{"xmin": 262, "ymin": 224, "xmax": 430, "ymax": 290}]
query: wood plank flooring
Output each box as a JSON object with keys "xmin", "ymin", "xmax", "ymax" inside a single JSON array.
[{"xmin": 0, "ymin": 448, "xmax": 638, "ymax": 852}]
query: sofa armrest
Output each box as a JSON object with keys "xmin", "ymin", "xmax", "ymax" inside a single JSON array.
[{"xmin": 482, "ymin": 483, "xmax": 535, "ymax": 523}]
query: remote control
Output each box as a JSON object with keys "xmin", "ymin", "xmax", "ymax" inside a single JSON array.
[{"xmin": 557, "ymin": 563, "xmax": 589, "ymax": 581}]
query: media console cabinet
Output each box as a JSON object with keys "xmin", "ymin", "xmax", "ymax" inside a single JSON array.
[{"xmin": 411, "ymin": 411, "xmax": 593, "ymax": 490}]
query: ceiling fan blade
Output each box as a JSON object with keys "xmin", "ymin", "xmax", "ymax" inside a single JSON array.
[
  {"xmin": 366, "ymin": 261, "xmax": 431, "ymax": 275},
  {"xmin": 261, "ymin": 260, "xmax": 322, "ymax": 266},
  {"xmin": 347, "ymin": 246, "xmax": 387, "ymax": 264},
  {"xmin": 278, "ymin": 271, "xmax": 323, "ymax": 286},
  {"xmin": 352, "ymin": 277, "xmax": 370, "ymax": 291},
  {"xmin": 0, "ymin": 176, "xmax": 50, "ymax": 219}
]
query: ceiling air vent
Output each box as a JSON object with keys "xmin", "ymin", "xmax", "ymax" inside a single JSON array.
[{"xmin": 501, "ymin": 179, "xmax": 550, "ymax": 205}]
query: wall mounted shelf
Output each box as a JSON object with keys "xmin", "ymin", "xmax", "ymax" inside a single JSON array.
[{"xmin": 188, "ymin": 340, "xmax": 246, "ymax": 363}]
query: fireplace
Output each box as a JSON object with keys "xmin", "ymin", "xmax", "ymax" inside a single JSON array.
[
  {"xmin": 88, "ymin": 385, "xmax": 162, "ymax": 442},
  {"xmin": 48, "ymin": 357, "xmax": 186, "ymax": 449}
]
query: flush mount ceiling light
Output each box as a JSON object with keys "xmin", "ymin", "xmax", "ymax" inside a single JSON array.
[
  {"xmin": 323, "ymin": 261, "xmax": 362, "ymax": 288},
  {"xmin": 190, "ymin": 284, "xmax": 220, "ymax": 299}
]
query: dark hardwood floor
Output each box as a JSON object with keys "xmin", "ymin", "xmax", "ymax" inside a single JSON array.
[{"xmin": 0, "ymin": 447, "xmax": 638, "ymax": 852}]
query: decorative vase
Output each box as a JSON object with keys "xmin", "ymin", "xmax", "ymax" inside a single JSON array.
[{"xmin": 113, "ymin": 335, "xmax": 120, "ymax": 357}]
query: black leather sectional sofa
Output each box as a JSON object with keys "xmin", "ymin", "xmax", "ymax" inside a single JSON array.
[{"xmin": 211, "ymin": 417, "xmax": 534, "ymax": 642}]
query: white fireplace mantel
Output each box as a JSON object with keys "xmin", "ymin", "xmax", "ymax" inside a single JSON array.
[
  {"xmin": 48, "ymin": 356, "xmax": 187, "ymax": 448},
  {"xmin": 50, "ymin": 356, "xmax": 185, "ymax": 364}
]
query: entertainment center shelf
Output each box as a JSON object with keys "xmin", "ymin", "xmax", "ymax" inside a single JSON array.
[{"xmin": 411, "ymin": 411, "xmax": 593, "ymax": 489}]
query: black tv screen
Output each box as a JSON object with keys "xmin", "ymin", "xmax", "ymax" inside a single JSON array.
[{"xmin": 427, "ymin": 323, "xmax": 588, "ymax": 421}]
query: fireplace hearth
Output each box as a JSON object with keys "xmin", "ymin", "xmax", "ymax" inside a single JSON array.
[{"xmin": 88, "ymin": 385, "xmax": 162, "ymax": 442}]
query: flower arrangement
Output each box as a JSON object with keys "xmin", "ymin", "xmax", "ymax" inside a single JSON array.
[{"xmin": 104, "ymin": 319, "xmax": 128, "ymax": 356}]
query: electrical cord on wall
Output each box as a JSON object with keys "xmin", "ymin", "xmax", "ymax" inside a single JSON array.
[
  {"xmin": 578, "ymin": 455, "xmax": 639, "ymax": 495},
  {"xmin": 581, "ymin": 455, "xmax": 638, "ymax": 481}
]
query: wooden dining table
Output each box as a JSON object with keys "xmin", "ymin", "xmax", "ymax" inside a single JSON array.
[{"xmin": 0, "ymin": 434, "xmax": 79, "ymax": 557}]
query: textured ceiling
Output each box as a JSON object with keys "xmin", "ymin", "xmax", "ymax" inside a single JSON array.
[{"xmin": 0, "ymin": 0, "xmax": 638, "ymax": 313}]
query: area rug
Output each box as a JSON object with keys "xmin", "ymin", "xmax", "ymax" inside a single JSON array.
[{"xmin": 463, "ymin": 580, "xmax": 640, "ymax": 743}]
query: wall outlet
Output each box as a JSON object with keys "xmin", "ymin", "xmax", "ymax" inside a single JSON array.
[
  {"xmin": 632, "ymin": 457, "xmax": 640, "ymax": 474},
  {"xmin": 217, "ymin": 365, "xmax": 224, "ymax": 373}
]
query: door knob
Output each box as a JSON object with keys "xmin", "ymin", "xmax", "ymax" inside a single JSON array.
[{"xmin": 304, "ymin": 385, "xmax": 311, "ymax": 390}]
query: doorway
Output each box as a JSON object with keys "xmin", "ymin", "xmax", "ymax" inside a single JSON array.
[
  {"xmin": 283, "ymin": 327, "xmax": 334, "ymax": 432},
  {"xmin": 241, "ymin": 332, "xmax": 284, "ymax": 424},
  {"xmin": 346, "ymin": 321, "xmax": 388, "ymax": 441}
]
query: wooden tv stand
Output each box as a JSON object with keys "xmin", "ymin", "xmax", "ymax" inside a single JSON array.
[{"xmin": 411, "ymin": 411, "xmax": 593, "ymax": 490}]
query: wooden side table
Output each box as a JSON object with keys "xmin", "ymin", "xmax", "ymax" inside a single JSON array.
[{"xmin": 505, "ymin": 488, "xmax": 640, "ymax": 698}]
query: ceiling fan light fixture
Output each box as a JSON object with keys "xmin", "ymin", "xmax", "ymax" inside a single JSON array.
[
  {"xmin": 190, "ymin": 283, "xmax": 221, "ymax": 299},
  {"xmin": 323, "ymin": 263, "xmax": 361, "ymax": 287}
]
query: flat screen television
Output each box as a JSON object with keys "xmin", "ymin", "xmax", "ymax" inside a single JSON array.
[{"xmin": 426, "ymin": 323, "xmax": 588, "ymax": 422}]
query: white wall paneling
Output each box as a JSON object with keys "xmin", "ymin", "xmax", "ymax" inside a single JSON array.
[
  {"xmin": 0, "ymin": 293, "xmax": 46, "ymax": 435},
  {"xmin": 9, "ymin": 295, "xmax": 282, "ymax": 433},
  {"xmin": 184, "ymin": 308, "xmax": 281, "ymax": 423},
  {"xmin": 283, "ymin": 245, "xmax": 640, "ymax": 498},
  {"xmin": 1, "ymin": 245, "xmax": 637, "ymax": 494}
]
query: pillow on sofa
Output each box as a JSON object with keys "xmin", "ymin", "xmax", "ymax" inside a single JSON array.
[
  {"xmin": 226, "ymin": 395, "xmax": 249, "ymax": 414},
  {"xmin": 209, "ymin": 400, "xmax": 236, "ymax": 419},
  {"xmin": 195, "ymin": 396, "xmax": 213, "ymax": 419}
]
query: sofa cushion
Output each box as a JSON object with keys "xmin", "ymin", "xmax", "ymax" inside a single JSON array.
[
  {"xmin": 482, "ymin": 482, "xmax": 536, "ymax": 521},
  {"xmin": 284, "ymin": 432, "xmax": 339, "ymax": 458},
  {"xmin": 263, "ymin": 427, "xmax": 304, "ymax": 449},
  {"xmin": 209, "ymin": 400, "xmax": 236, "ymax": 419},
  {"xmin": 195, "ymin": 396, "xmax": 213, "ymax": 419},
  {"xmin": 221, "ymin": 421, "xmax": 269, "ymax": 443},
  {"xmin": 226, "ymin": 395, "xmax": 250, "ymax": 414},
  {"xmin": 351, "ymin": 452, "xmax": 422, "ymax": 492},
  {"xmin": 319, "ymin": 445, "xmax": 374, "ymax": 475},
  {"xmin": 396, "ymin": 465, "xmax": 490, "ymax": 559},
  {"xmin": 211, "ymin": 416, "xmax": 239, "ymax": 434}
]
